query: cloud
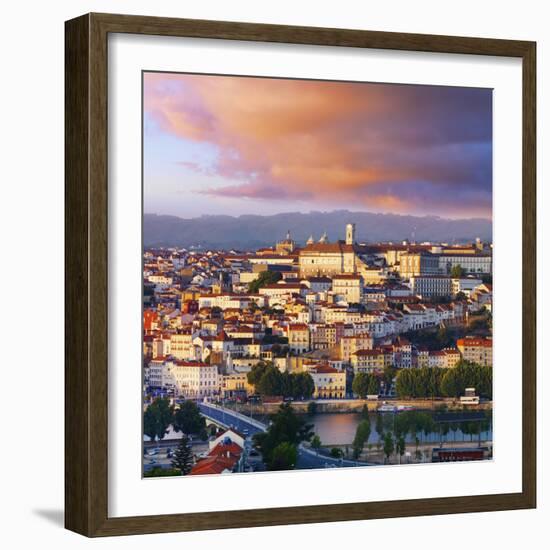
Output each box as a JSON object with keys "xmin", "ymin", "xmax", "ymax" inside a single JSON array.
[{"xmin": 144, "ymin": 73, "xmax": 492, "ymax": 218}]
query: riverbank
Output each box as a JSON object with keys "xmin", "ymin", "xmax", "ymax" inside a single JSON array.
[
  {"xmin": 312, "ymin": 439, "xmax": 493, "ymax": 466},
  {"xmin": 233, "ymin": 398, "xmax": 492, "ymax": 415}
]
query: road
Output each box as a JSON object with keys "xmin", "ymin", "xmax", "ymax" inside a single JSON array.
[{"xmin": 198, "ymin": 402, "xmax": 371, "ymax": 470}]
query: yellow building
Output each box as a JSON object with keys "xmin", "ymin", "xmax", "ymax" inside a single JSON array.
[
  {"xmin": 457, "ymin": 337, "xmax": 493, "ymax": 366},
  {"xmin": 340, "ymin": 333, "xmax": 374, "ymax": 362},
  {"xmin": 287, "ymin": 323, "xmax": 310, "ymax": 354},
  {"xmin": 351, "ymin": 349, "xmax": 386, "ymax": 373},
  {"xmin": 222, "ymin": 373, "xmax": 255, "ymax": 397},
  {"xmin": 308, "ymin": 365, "xmax": 346, "ymax": 399}
]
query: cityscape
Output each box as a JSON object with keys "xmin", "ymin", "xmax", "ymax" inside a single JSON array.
[
  {"xmin": 142, "ymin": 73, "xmax": 493, "ymax": 477},
  {"xmin": 143, "ymin": 224, "xmax": 493, "ymax": 476}
]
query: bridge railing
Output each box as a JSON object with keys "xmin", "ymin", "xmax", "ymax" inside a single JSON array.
[{"xmin": 200, "ymin": 402, "xmax": 267, "ymax": 431}]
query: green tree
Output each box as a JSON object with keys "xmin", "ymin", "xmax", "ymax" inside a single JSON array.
[
  {"xmin": 256, "ymin": 365, "xmax": 283, "ymax": 396},
  {"xmin": 375, "ymin": 413, "xmax": 384, "ymax": 439},
  {"xmin": 248, "ymin": 271, "xmax": 282, "ymax": 293},
  {"xmin": 311, "ymin": 434, "xmax": 322, "ymax": 451},
  {"xmin": 173, "ymin": 400, "xmax": 206, "ymax": 435},
  {"xmin": 352, "ymin": 418, "xmax": 371, "ymax": 460},
  {"xmin": 440, "ymin": 360, "xmax": 492, "ymax": 398},
  {"xmin": 143, "ymin": 397, "xmax": 174, "ymax": 442},
  {"xmin": 253, "ymin": 403, "xmax": 313, "ymax": 470},
  {"xmin": 247, "ymin": 362, "xmax": 269, "ymax": 385},
  {"xmin": 292, "ymin": 371, "xmax": 315, "ymax": 399},
  {"xmin": 382, "ymin": 366, "xmax": 396, "ymax": 394},
  {"xmin": 396, "ymin": 435, "xmax": 406, "ymax": 464},
  {"xmin": 450, "ymin": 265, "xmax": 466, "ymax": 278},
  {"xmin": 270, "ymin": 442, "xmax": 298, "ymax": 470},
  {"xmin": 307, "ymin": 401, "xmax": 318, "ymax": 415},
  {"xmin": 171, "ymin": 435, "xmax": 194, "ymax": 475},
  {"xmin": 352, "ymin": 372, "xmax": 379, "ymax": 398},
  {"xmin": 330, "ymin": 447, "xmax": 343, "ymax": 458},
  {"xmin": 383, "ymin": 432, "xmax": 395, "ymax": 463},
  {"xmin": 248, "ymin": 363, "xmax": 314, "ymax": 399}
]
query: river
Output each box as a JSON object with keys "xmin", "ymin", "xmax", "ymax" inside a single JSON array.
[{"xmin": 309, "ymin": 410, "xmax": 493, "ymax": 446}]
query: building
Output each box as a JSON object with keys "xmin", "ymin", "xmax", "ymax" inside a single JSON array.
[
  {"xmin": 298, "ymin": 223, "xmax": 367, "ymax": 278},
  {"xmin": 332, "ymin": 274, "xmax": 363, "ymax": 304},
  {"xmin": 275, "ymin": 230, "xmax": 296, "ymax": 255},
  {"xmin": 427, "ymin": 348, "xmax": 461, "ymax": 369},
  {"xmin": 287, "ymin": 323, "xmax": 310, "ymax": 354},
  {"xmin": 451, "ymin": 277, "xmax": 484, "ymax": 296},
  {"xmin": 351, "ymin": 349, "xmax": 386, "ymax": 373},
  {"xmin": 340, "ymin": 333, "xmax": 374, "ymax": 363},
  {"xmin": 221, "ymin": 373, "xmax": 255, "ymax": 398},
  {"xmin": 190, "ymin": 437, "xmax": 244, "ymax": 475},
  {"xmin": 167, "ymin": 361, "xmax": 220, "ymax": 397},
  {"xmin": 308, "ymin": 365, "xmax": 346, "ymax": 399},
  {"xmin": 398, "ymin": 252, "xmax": 440, "ymax": 279},
  {"xmin": 438, "ymin": 253, "xmax": 492, "ymax": 275},
  {"xmin": 170, "ymin": 331, "xmax": 196, "ymax": 361},
  {"xmin": 409, "ymin": 276, "xmax": 452, "ymax": 298},
  {"xmin": 392, "ymin": 337, "xmax": 413, "ymax": 368},
  {"xmin": 457, "ymin": 337, "xmax": 493, "ymax": 366}
]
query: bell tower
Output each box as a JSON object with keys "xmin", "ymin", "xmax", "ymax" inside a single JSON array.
[{"xmin": 345, "ymin": 223, "xmax": 355, "ymax": 245}]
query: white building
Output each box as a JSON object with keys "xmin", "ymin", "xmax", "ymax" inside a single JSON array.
[{"xmin": 167, "ymin": 361, "xmax": 220, "ymax": 397}]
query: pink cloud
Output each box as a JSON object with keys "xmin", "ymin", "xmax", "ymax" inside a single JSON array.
[{"xmin": 144, "ymin": 73, "xmax": 492, "ymax": 217}]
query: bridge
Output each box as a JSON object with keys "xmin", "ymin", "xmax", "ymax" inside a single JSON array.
[{"xmin": 198, "ymin": 402, "xmax": 372, "ymax": 470}]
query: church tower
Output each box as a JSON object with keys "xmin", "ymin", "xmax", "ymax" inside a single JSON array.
[{"xmin": 345, "ymin": 223, "xmax": 356, "ymax": 245}]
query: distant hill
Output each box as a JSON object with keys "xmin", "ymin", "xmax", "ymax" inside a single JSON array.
[{"xmin": 143, "ymin": 210, "xmax": 492, "ymax": 249}]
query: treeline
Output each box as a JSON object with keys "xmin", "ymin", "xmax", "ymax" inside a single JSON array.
[
  {"xmin": 247, "ymin": 362, "xmax": 315, "ymax": 399},
  {"xmin": 144, "ymin": 398, "xmax": 207, "ymax": 442},
  {"xmin": 395, "ymin": 361, "xmax": 492, "ymax": 399}
]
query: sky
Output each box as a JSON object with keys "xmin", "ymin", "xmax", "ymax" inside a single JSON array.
[{"xmin": 143, "ymin": 72, "xmax": 492, "ymax": 220}]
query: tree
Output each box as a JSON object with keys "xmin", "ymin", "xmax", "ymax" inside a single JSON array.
[
  {"xmin": 383, "ymin": 432, "xmax": 395, "ymax": 463},
  {"xmin": 248, "ymin": 363, "xmax": 314, "ymax": 399},
  {"xmin": 270, "ymin": 442, "xmax": 298, "ymax": 470},
  {"xmin": 171, "ymin": 435, "xmax": 194, "ymax": 475},
  {"xmin": 311, "ymin": 434, "xmax": 322, "ymax": 452},
  {"xmin": 382, "ymin": 366, "xmax": 396, "ymax": 394},
  {"xmin": 352, "ymin": 419, "xmax": 371, "ymax": 460},
  {"xmin": 292, "ymin": 371, "xmax": 315, "ymax": 399},
  {"xmin": 257, "ymin": 365, "xmax": 283, "ymax": 396},
  {"xmin": 330, "ymin": 447, "xmax": 343, "ymax": 458},
  {"xmin": 352, "ymin": 372, "xmax": 379, "ymax": 398},
  {"xmin": 307, "ymin": 401, "xmax": 318, "ymax": 415},
  {"xmin": 247, "ymin": 362, "xmax": 271, "ymax": 386},
  {"xmin": 450, "ymin": 265, "xmax": 466, "ymax": 278},
  {"xmin": 173, "ymin": 400, "xmax": 206, "ymax": 435},
  {"xmin": 375, "ymin": 413, "xmax": 385, "ymax": 439},
  {"xmin": 253, "ymin": 403, "xmax": 313, "ymax": 470},
  {"xmin": 248, "ymin": 271, "xmax": 282, "ymax": 293},
  {"xmin": 396, "ymin": 435, "xmax": 406, "ymax": 464},
  {"xmin": 143, "ymin": 398, "xmax": 174, "ymax": 442},
  {"xmin": 440, "ymin": 360, "xmax": 492, "ymax": 399}
]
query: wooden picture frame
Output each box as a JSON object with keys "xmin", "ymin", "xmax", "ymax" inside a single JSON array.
[{"xmin": 65, "ymin": 12, "xmax": 536, "ymax": 537}]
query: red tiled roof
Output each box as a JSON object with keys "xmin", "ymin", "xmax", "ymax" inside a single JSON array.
[
  {"xmin": 189, "ymin": 455, "xmax": 237, "ymax": 476},
  {"xmin": 457, "ymin": 337, "xmax": 492, "ymax": 348}
]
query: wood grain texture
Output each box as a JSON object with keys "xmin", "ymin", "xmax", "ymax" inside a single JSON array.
[{"xmin": 65, "ymin": 12, "xmax": 537, "ymax": 537}]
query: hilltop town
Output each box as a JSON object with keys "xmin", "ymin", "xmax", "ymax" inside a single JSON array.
[{"xmin": 143, "ymin": 223, "xmax": 493, "ymax": 474}]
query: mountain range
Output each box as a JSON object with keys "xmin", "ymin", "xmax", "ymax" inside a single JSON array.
[{"xmin": 143, "ymin": 210, "xmax": 492, "ymax": 250}]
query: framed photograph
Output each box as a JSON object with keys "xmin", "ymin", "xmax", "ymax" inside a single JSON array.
[{"xmin": 65, "ymin": 13, "xmax": 536, "ymax": 537}]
